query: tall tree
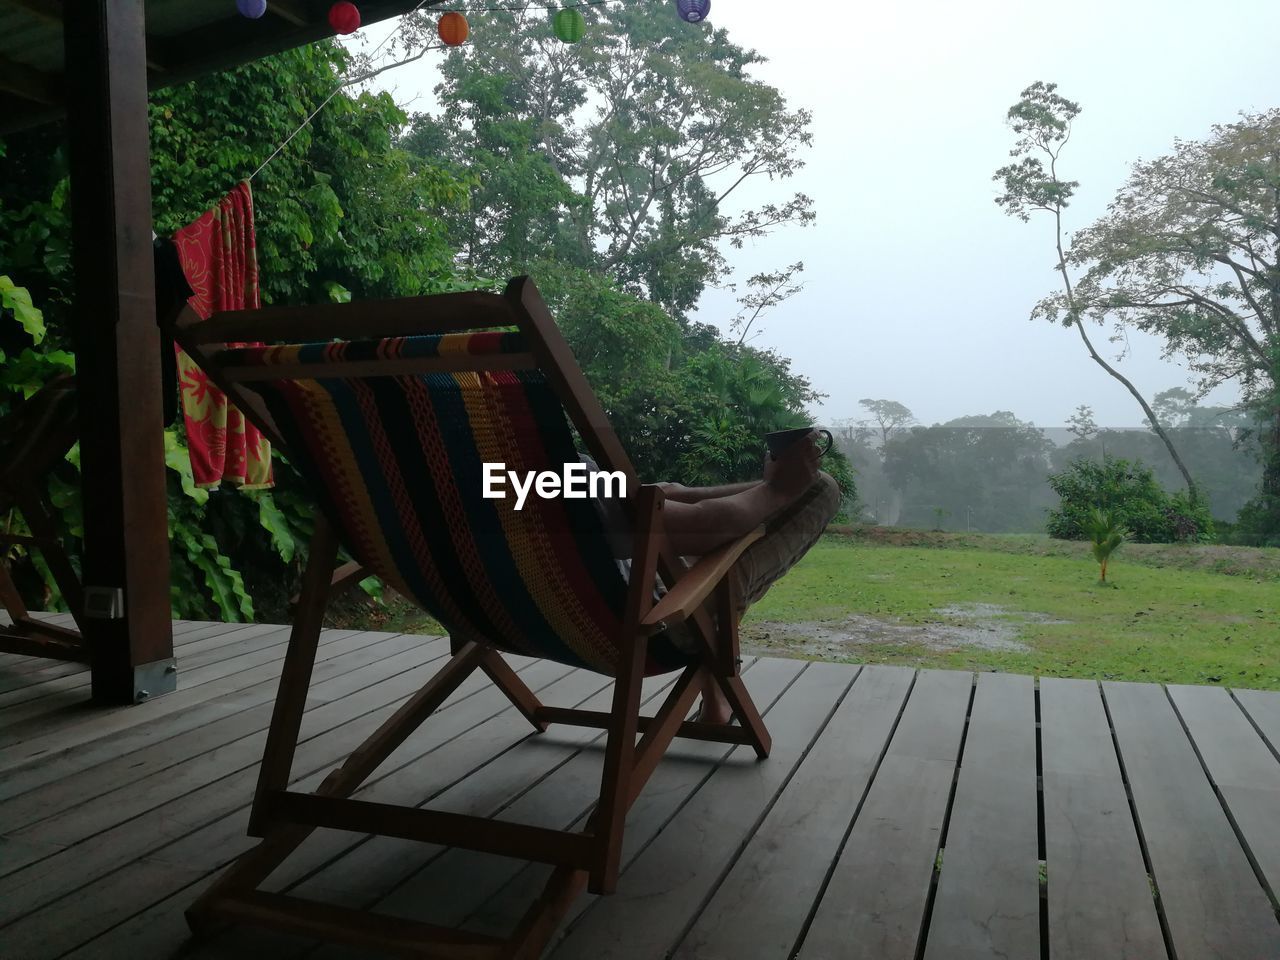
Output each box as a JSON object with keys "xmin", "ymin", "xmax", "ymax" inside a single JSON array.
[
  {"xmin": 397, "ymin": 2, "xmax": 814, "ymax": 317},
  {"xmin": 858, "ymin": 398, "xmax": 917, "ymax": 448},
  {"xmin": 1066, "ymin": 403, "xmax": 1099, "ymax": 441},
  {"xmin": 993, "ymin": 81, "xmax": 1198, "ymax": 497},
  {"xmin": 1057, "ymin": 109, "xmax": 1280, "ymax": 535}
]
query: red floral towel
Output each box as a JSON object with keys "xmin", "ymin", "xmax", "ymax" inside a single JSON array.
[{"xmin": 173, "ymin": 181, "xmax": 273, "ymax": 489}]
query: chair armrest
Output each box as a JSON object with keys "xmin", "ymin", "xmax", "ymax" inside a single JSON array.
[{"xmin": 641, "ymin": 526, "xmax": 765, "ymax": 628}]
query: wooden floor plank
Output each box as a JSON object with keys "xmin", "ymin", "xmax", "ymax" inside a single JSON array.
[
  {"xmin": 922, "ymin": 672, "xmax": 1039, "ymax": 960},
  {"xmin": 674, "ymin": 665, "xmax": 915, "ymax": 960},
  {"xmin": 0, "ymin": 621, "xmax": 340, "ymax": 736},
  {"xmin": 346, "ymin": 661, "xmax": 791, "ymax": 938},
  {"xmin": 55, "ymin": 664, "xmax": 690, "ymax": 960},
  {"xmin": 0, "ymin": 630, "xmax": 403, "ymax": 802},
  {"xmin": 1234, "ymin": 688, "xmax": 1280, "ymax": 758},
  {"xmin": 292, "ymin": 661, "xmax": 789, "ymax": 959},
  {"xmin": 0, "ymin": 633, "xmax": 434, "ymax": 831},
  {"xmin": 1104, "ymin": 681, "xmax": 1280, "ymax": 960},
  {"xmin": 1169, "ymin": 684, "xmax": 1280, "ymax": 904},
  {"xmin": 5, "ymin": 627, "xmax": 1276, "ymax": 960},
  {"xmin": 1040, "ymin": 677, "xmax": 1165, "ymax": 960},
  {"xmin": 0, "ymin": 623, "xmax": 298, "ymax": 744},
  {"xmin": 0, "ymin": 619, "xmax": 209, "ymax": 701},
  {"xmin": 59, "ymin": 659, "xmax": 766, "ymax": 960},
  {"xmin": 0, "ymin": 658, "xmax": 576, "ymax": 960},
  {"xmin": 798, "ymin": 669, "xmax": 973, "ymax": 960},
  {"xmin": 458, "ymin": 658, "xmax": 806, "ymax": 941},
  {"xmin": 0, "ymin": 658, "xmax": 85, "ymax": 694},
  {"xmin": 2, "ymin": 637, "xmax": 450, "ymax": 853},
  {"xmin": 0, "ymin": 641, "xmax": 507, "ymax": 921},
  {"xmin": 0, "ymin": 629, "xmax": 366, "ymax": 773},
  {"xmin": 0, "ymin": 621, "xmax": 296, "ymax": 744},
  {"xmin": 267, "ymin": 670, "xmax": 620, "ymax": 907},
  {"xmin": 0, "ymin": 660, "xmax": 85, "ymax": 701},
  {"xmin": 546, "ymin": 661, "xmax": 858, "ymax": 960},
  {"xmin": 283, "ymin": 673, "xmax": 670, "ymax": 960}
]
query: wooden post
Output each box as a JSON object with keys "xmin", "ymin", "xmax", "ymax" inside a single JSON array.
[{"xmin": 63, "ymin": 0, "xmax": 175, "ymax": 704}]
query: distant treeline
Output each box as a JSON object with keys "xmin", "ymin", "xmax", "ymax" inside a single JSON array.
[{"xmin": 836, "ymin": 395, "xmax": 1263, "ymax": 535}]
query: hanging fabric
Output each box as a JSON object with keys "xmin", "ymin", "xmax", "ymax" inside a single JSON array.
[{"xmin": 173, "ymin": 181, "xmax": 274, "ymax": 490}]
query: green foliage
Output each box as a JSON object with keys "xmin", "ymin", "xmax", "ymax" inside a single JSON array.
[
  {"xmin": 148, "ymin": 42, "xmax": 468, "ymax": 304},
  {"xmin": 1234, "ymin": 493, "xmax": 1280, "ymax": 547},
  {"xmin": 1047, "ymin": 456, "xmax": 1214, "ymax": 543},
  {"xmin": 1081, "ymin": 508, "xmax": 1126, "ymax": 583},
  {"xmin": 0, "ymin": 275, "xmax": 45, "ymax": 344},
  {"xmin": 399, "ymin": 1, "xmax": 813, "ymax": 317},
  {"xmin": 1032, "ymin": 107, "xmax": 1280, "ymax": 532},
  {"xmin": 532, "ymin": 262, "xmax": 846, "ymax": 505},
  {"xmin": 0, "ymin": 42, "xmax": 465, "ymax": 622},
  {"xmin": 0, "ymin": 20, "xmax": 830, "ymax": 622},
  {"xmin": 993, "ymin": 81, "xmax": 1081, "ymax": 224},
  {"xmin": 1054, "ymin": 391, "xmax": 1264, "ymax": 524}
]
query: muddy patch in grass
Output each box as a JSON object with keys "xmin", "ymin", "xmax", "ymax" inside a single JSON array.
[{"xmin": 743, "ymin": 602, "xmax": 1068, "ymax": 660}]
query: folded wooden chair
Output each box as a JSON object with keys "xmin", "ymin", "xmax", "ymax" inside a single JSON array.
[
  {"xmin": 0, "ymin": 373, "xmax": 88, "ymax": 661},
  {"xmin": 174, "ymin": 277, "xmax": 772, "ymax": 958}
]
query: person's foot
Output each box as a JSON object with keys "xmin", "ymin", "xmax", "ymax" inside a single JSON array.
[{"xmin": 694, "ymin": 686, "xmax": 733, "ymax": 725}]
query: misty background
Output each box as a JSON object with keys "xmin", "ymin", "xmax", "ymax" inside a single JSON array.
[{"xmin": 357, "ymin": 0, "xmax": 1279, "ymax": 530}]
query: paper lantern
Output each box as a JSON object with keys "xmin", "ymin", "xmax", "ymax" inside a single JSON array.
[
  {"xmin": 328, "ymin": 1, "xmax": 361, "ymax": 34},
  {"xmin": 236, "ymin": 0, "xmax": 268, "ymax": 19},
  {"xmin": 674, "ymin": 0, "xmax": 710, "ymax": 23},
  {"xmin": 553, "ymin": 8, "xmax": 586, "ymax": 43},
  {"xmin": 437, "ymin": 11, "xmax": 469, "ymax": 46}
]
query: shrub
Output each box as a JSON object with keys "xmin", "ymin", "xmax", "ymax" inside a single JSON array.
[
  {"xmin": 1047, "ymin": 456, "xmax": 1214, "ymax": 543},
  {"xmin": 1233, "ymin": 493, "xmax": 1280, "ymax": 547}
]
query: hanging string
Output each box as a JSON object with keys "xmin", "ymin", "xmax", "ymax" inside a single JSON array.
[
  {"xmin": 248, "ymin": 0, "xmax": 437, "ymax": 181},
  {"xmin": 246, "ymin": 0, "xmax": 631, "ymax": 182}
]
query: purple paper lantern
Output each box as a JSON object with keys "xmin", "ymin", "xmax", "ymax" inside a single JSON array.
[
  {"xmin": 674, "ymin": 0, "xmax": 710, "ymax": 23},
  {"xmin": 236, "ymin": 0, "xmax": 268, "ymax": 18}
]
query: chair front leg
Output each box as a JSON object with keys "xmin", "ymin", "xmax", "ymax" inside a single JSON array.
[
  {"xmin": 591, "ymin": 484, "xmax": 664, "ymax": 895},
  {"xmin": 248, "ymin": 516, "xmax": 340, "ymax": 836},
  {"xmin": 711, "ymin": 577, "xmax": 771, "ymax": 759},
  {"xmin": 590, "ymin": 631, "xmax": 648, "ymax": 895}
]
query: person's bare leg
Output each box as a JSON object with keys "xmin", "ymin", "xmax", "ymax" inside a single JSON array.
[{"xmin": 696, "ymin": 670, "xmax": 732, "ymax": 725}]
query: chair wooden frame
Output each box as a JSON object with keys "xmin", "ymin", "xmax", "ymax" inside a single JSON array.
[
  {"xmin": 0, "ymin": 375, "xmax": 88, "ymax": 662},
  {"xmin": 175, "ymin": 277, "xmax": 772, "ymax": 959}
]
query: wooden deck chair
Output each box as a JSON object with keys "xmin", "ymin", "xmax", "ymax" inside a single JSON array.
[
  {"xmin": 0, "ymin": 373, "xmax": 88, "ymax": 662},
  {"xmin": 174, "ymin": 276, "xmax": 772, "ymax": 959}
]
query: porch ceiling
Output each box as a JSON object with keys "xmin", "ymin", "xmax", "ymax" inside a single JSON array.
[{"xmin": 0, "ymin": 0, "xmax": 441, "ymax": 134}]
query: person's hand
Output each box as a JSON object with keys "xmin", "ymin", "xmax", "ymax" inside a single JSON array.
[{"xmin": 763, "ymin": 431, "xmax": 821, "ymax": 500}]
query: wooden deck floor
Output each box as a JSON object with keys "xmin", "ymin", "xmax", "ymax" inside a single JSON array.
[{"xmin": 1, "ymin": 617, "xmax": 1278, "ymax": 959}]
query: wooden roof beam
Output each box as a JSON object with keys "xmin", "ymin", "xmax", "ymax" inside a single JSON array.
[
  {"xmin": 268, "ymin": 0, "xmax": 311, "ymax": 27},
  {"xmin": 0, "ymin": 52, "xmax": 59, "ymax": 105},
  {"xmin": 2, "ymin": 0, "xmax": 62, "ymax": 27}
]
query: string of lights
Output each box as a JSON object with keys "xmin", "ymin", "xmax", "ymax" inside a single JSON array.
[{"xmin": 244, "ymin": 0, "xmax": 710, "ymax": 181}]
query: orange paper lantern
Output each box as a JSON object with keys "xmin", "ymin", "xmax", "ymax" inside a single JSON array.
[{"xmin": 437, "ymin": 11, "xmax": 469, "ymax": 46}]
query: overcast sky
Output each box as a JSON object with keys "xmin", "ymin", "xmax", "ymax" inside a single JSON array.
[{"xmin": 364, "ymin": 0, "xmax": 1280, "ymax": 429}]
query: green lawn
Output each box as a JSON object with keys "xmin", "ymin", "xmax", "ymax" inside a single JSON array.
[
  {"xmin": 331, "ymin": 527, "xmax": 1278, "ymax": 690},
  {"xmin": 741, "ymin": 530, "xmax": 1280, "ymax": 690}
]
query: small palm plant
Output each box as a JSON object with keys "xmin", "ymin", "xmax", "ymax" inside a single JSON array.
[{"xmin": 1082, "ymin": 508, "xmax": 1127, "ymax": 585}]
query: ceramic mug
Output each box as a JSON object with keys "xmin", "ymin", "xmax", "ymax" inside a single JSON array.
[{"xmin": 765, "ymin": 426, "xmax": 834, "ymax": 461}]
